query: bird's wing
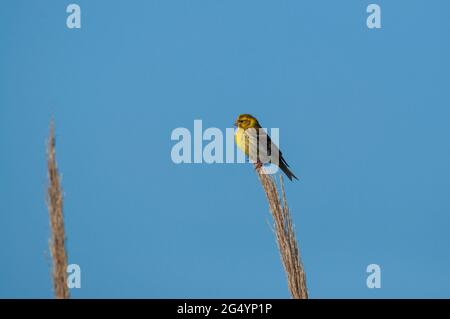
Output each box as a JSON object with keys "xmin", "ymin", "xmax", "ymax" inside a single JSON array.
[{"xmin": 244, "ymin": 126, "xmax": 280, "ymax": 164}]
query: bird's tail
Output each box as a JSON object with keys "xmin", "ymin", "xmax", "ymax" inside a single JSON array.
[{"xmin": 279, "ymin": 159, "xmax": 298, "ymax": 181}]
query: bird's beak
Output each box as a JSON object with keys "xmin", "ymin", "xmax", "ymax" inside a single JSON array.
[{"xmin": 234, "ymin": 121, "xmax": 238, "ymax": 127}]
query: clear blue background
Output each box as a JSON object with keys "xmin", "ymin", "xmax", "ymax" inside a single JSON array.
[{"xmin": 1, "ymin": 1, "xmax": 449, "ymax": 298}]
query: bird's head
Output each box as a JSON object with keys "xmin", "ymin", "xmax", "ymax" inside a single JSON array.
[{"xmin": 234, "ymin": 114, "xmax": 259, "ymax": 129}]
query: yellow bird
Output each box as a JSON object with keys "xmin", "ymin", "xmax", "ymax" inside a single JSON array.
[{"xmin": 234, "ymin": 114, "xmax": 298, "ymax": 181}]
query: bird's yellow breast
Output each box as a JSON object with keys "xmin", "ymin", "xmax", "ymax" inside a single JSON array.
[{"xmin": 235, "ymin": 127, "xmax": 249, "ymax": 156}]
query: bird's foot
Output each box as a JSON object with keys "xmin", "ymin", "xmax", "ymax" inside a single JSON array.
[{"xmin": 254, "ymin": 161, "xmax": 263, "ymax": 171}]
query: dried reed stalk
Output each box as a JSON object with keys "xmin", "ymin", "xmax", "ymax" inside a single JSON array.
[
  {"xmin": 256, "ymin": 169, "xmax": 308, "ymax": 299},
  {"xmin": 47, "ymin": 121, "xmax": 70, "ymax": 299}
]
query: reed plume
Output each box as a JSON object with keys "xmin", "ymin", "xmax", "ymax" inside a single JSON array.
[
  {"xmin": 257, "ymin": 169, "xmax": 308, "ymax": 299},
  {"xmin": 46, "ymin": 121, "xmax": 70, "ymax": 299}
]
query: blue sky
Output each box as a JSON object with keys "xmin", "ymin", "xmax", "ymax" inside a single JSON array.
[{"xmin": 1, "ymin": 1, "xmax": 449, "ymax": 298}]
